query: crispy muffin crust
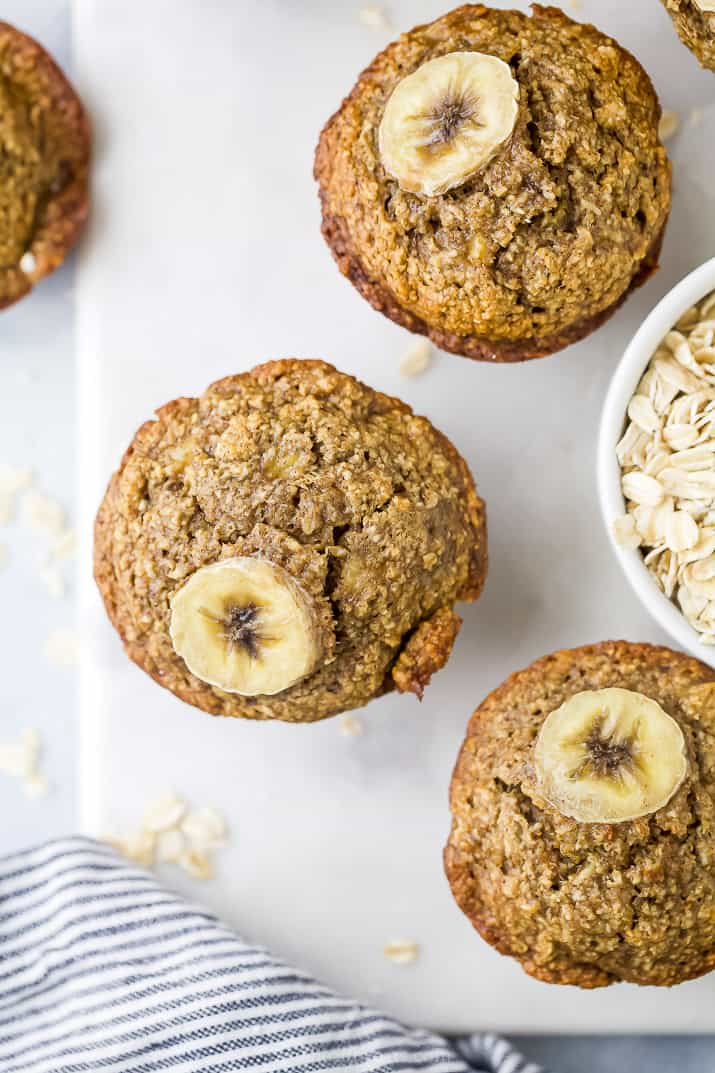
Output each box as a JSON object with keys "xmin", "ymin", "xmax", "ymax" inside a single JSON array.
[
  {"xmin": 661, "ymin": 0, "xmax": 715, "ymax": 70},
  {"xmin": 445, "ymin": 641, "xmax": 715, "ymax": 987},
  {"xmin": 315, "ymin": 4, "xmax": 671, "ymax": 363},
  {"xmin": 392, "ymin": 605, "xmax": 462, "ymax": 699},
  {"xmin": 0, "ymin": 21, "xmax": 90, "ymax": 310},
  {"xmin": 95, "ymin": 359, "xmax": 487, "ymax": 723}
]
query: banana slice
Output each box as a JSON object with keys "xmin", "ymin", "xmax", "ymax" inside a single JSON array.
[
  {"xmin": 533, "ymin": 688, "xmax": 687, "ymax": 824},
  {"xmin": 378, "ymin": 51, "xmax": 519, "ymax": 197},
  {"xmin": 169, "ymin": 557, "xmax": 323, "ymax": 696}
]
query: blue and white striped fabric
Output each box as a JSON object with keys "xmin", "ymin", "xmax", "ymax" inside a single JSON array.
[{"xmin": 0, "ymin": 838, "xmax": 546, "ymax": 1073}]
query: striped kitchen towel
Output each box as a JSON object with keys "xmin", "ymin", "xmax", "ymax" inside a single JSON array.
[{"xmin": 0, "ymin": 838, "xmax": 546, "ymax": 1073}]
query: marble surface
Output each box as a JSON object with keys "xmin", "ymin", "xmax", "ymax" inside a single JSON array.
[{"xmin": 0, "ymin": 0, "xmax": 713, "ymax": 1068}]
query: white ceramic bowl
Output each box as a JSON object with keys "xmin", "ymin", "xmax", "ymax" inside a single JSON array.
[{"xmin": 598, "ymin": 256, "xmax": 715, "ymax": 667}]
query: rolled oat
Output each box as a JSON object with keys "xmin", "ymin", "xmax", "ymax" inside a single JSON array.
[{"xmin": 615, "ymin": 289, "xmax": 715, "ymax": 643}]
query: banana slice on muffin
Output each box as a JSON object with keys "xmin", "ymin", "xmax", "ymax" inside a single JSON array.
[
  {"xmin": 169, "ymin": 557, "xmax": 325, "ymax": 696},
  {"xmin": 445, "ymin": 641, "xmax": 715, "ymax": 987},
  {"xmin": 315, "ymin": 4, "xmax": 671, "ymax": 362},
  {"xmin": 533, "ymin": 688, "xmax": 688, "ymax": 824},
  {"xmin": 378, "ymin": 51, "xmax": 519, "ymax": 197},
  {"xmin": 95, "ymin": 359, "xmax": 487, "ymax": 723}
]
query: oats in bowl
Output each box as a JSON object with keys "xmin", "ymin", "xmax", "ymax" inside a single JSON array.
[{"xmin": 614, "ymin": 289, "xmax": 715, "ymax": 643}]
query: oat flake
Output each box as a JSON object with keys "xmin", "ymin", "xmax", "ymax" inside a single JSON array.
[
  {"xmin": 399, "ymin": 340, "xmax": 431, "ymax": 377},
  {"xmin": 339, "ymin": 715, "xmax": 365, "ymax": 737},
  {"xmin": 181, "ymin": 806, "xmax": 227, "ymax": 849},
  {"xmin": 658, "ymin": 109, "xmax": 679, "ymax": 141},
  {"xmin": 143, "ymin": 792, "xmax": 187, "ymax": 834},
  {"xmin": 383, "ymin": 939, "xmax": 420, "ymax": 966},
  {"xmin": 621, "ymin": 472, "xmax": 664, "ymax": 507},
  {"xmin": 612, "ymin": 515, "xmax": 640, "ymax": 549},
  {"xmin": 359, "ymin": 5, "xmax": 392, "ymax": 29},
  {"xmin": 179, "ymin": 848, "xmax": 214, "ymax": 881}
]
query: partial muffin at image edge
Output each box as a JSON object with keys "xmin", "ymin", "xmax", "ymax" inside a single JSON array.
[
  {"xmin": 94, "ymin": 359, "xmax": 487, "ymax": 723},
  {"xmin": 445, "ymin": 640, "xmax": 715, "ymax": 987},
  {"xmin": 660, "ymin": 0, "xmax": 715, "ymax": 71},
  {"xmin": 0, "ymin": 21, "xmax": 90, "ymax": 310},
  {"xmin": 315, "ymin": 4, "xmax": 671, "ymax": 363}
]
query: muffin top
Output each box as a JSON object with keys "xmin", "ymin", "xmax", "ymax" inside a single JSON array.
[
  {"xmin": 445, "ymin": 641, "xmax": 715, "ymax": 987},
  {"xmin": 95, "ymin": 360, "xmax": 486, "ymax": 723},
  {"xmin": 0, "ymin": 21, "xmax": 90, "ymax": 310},
  {"xmin": 315, "ymin": 4, "xmax": 671, "ymax": 361},
  {"xmin": 661, "ymin": 0, "xmax": 715, "ymax": 70}
]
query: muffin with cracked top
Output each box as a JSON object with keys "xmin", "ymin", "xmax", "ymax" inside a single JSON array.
[
  {"xmin": 445, "ymin": 641, "xmax": 715, "ymax": 987},
  {"xmin": 94, "ymin": 359, "xmax": 487, "ymax": 723},
  {"xmin": 0, "ymin": 21, "xmax": 90, "ymax": 310},
  {"xmin": 315, "ymin": 4, "xmax": 671, "ymax": 362}
]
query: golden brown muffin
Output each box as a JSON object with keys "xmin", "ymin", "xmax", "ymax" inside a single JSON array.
[
  {"xmin": 445, "ymin": 641, "xmax": 715, "ymax": 987},
  {"xmin": 95, "ymin": 359, "xmax": 487, "ymax": 723},
  {"xmin": 661, "ymin": 0, "xmax": 715, "ymax": 70},
  {"xmin": 315, "ymin": 4, "xmax": 671, "ymax": 363},
  {"xmin": 0, "ymin": 21, "xmax": 90, "ymax": 310}
]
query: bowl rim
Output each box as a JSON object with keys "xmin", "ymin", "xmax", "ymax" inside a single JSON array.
[{"xmin": 597, "ymin": 256, "xmax": 715, "ymax": 669}]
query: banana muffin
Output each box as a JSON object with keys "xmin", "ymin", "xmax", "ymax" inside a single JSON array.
[
  {"xmin": 95, "ymin": 359, "xmax": 487, "ymax": 723},
  {"xmin": 315, "ymin": 4, "xmax": 671, "ymax": 363},
  {"xmin": 660, "ymin": 0, "xmax": 715, "ymax": 70},
  {"xmin": 445, "ymin": 641, "xmax": 715, "ymax": 987},
  {"xmin": 0, "ymin": 21, "xmax": 90, "ymax": 310}
]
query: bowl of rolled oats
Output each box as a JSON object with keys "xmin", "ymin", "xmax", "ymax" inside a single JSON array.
[{"xmin": 599, "ymin": 257, "xmax": 715, "ymax": 665}]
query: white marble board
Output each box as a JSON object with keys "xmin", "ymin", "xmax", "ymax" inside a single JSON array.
[{"xmin": 75, "ymin": 0, "xmax": 715, "ymax": 1033}]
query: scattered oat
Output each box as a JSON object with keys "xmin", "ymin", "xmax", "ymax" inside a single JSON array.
[
  {"xmin": 339, "ymin": 714, "xmax": 365, "ymax": 737},
  {"xmin": 44, "ymin": 628, "xmax": 79, "ymax": 667},
  {"xmin": 181, "ymin": 806, "xmax": 227, "ymax": 849},
  {"xmin": 38, "ymin": 562, "xmax": 65, "ymax": 599},
  {"xmin": 0, "ymin": 728, "xmax": 47, "ymax": 798},
  {"xmin": 617, "ymin": 288, "xmax": 715, "ymax": 642},
  {"xmin": 19, "ymin": 251, "xmax": 36, "ymax": 274},
  {"xmin": 690, "ymin": 107, "xmax": 703, "ymax": 128},
  {"xmin": 156, "ymin": 828, "xmax": 185, "ymax": 863},
  {"xmin": 179, "ymin": 848, "xmax": 214, "ymax": 881},
  {"xmin": 51, "ymin": 529, "xmax": 76, "ymax": 562},
  {"xmin": 359, "ymin": 4, "xmax": 392, "ymax": 29},
  {"xmin": 399, "ymin": 339, "xmax": 431, "ymax": 377},
  {"xmin": 383, "ymin": 939, "xmax": 420, "ymax": 966},
  {"xmin": 0, "ymin": 465, "xmax": 32, "ymax": 525},
  {"xmin": 23, "ymin": 490, "xmax": 65, "ymax": 538},
  {"xmin": 143, "ymin": 791, "xmax": 187, "ymax": 834},
  {"xmin": 124, "ymin": 830, "xmax": 156, "ymax": 868},
  {"xmin": 658, "ymin": 109, "xmax": 679, "ymax": 142},
  {"xmin": 106, "ymin": 794, "xmax": 228, "ymax": 880}
]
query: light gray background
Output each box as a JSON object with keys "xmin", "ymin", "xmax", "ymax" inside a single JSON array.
[{"xmin": 0, "ymin": 2, "xmax": 713, "ymax": 1070}]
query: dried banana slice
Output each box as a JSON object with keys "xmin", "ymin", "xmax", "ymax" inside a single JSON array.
[
  {"xmin": 378, "ymin": 51, "xmax": 519, "ymax": 197},
  {"xmin": 533, "ymin": 687, "xmax": 687, "ymax": 823},
  {"xmin": 169, "ymin": 557, "xmax": 323, "ymax": 696}
]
